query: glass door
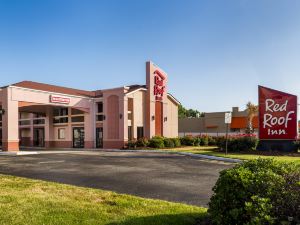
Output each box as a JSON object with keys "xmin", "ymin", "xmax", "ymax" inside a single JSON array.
[
  {"xmin": 33, "ymin": 128, "xmax": 45, "ymax": 147},
  {"xmin": 96, "ymin": 127, "xmax": 103, "ymax": 148},
  {"xmin": 73, "ymin": 127, "xmax": 84, "ymax": 148}
]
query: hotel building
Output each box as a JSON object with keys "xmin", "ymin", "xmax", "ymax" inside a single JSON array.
[{"xmin": 0, "ymin": 61, "xmax": 179, "ymax": 151}]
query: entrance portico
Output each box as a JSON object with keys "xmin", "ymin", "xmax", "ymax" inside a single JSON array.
[{"xmin": 0, "ymin": 86, "xmax": 95, "ymax": 151}]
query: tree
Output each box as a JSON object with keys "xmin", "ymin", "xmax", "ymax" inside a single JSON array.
[
  {"xmin": 245, "ymin": 101, "xmax": 258, "ymax": 134},
  {"xmin": 178, "ymin": 105, "xmax": 204, "ymax": 118}
]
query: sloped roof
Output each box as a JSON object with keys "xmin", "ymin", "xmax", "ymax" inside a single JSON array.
[{"xmin": 12, "ymin": 81, "xmax": 98, "ymax": 98}]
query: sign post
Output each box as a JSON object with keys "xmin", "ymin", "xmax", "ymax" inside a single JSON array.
[{"xmin": 225, "ymin": 112, "xmax": 232, "ymax": 155}]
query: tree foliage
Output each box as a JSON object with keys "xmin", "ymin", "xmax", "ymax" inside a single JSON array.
[{"xmin": 178, "ymin": 105, "xmax": 204, "ymax": 118}]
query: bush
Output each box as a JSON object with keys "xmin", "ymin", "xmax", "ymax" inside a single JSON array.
[
  {"xmin": 216, "ymin": 136, "xmax": 258, "ymax": 152},
  {"xmin": 127, "ymin": 139, "xmax": 137, "ymax": 149},
  {"xmin": 293, "ymin": 140, "xmax": 300, "ymax": 150},
  {"xmin": 148, "ymin": 136, "xmax": 165, "ymax": 148},
  {"xmin": 208, "ymin": 159, "xmax": 300, "ymax": 225},
  {"xmin": 194, "ymin": 137, "xmax": 201, "ymax": 146},
  {"xmin": 180, "ymin": 136, "xmax": 195, "ymax": 146},
  {"xmin": 200, "ymin": 136, "xmax": 209, "ymax": 146},
  {"xmin": 136, "ymin": 137, "xmax": 149, "ymax": 147},
  {"xmin": 171, "ymin": 138, "xmax": 181, "ymax": 147},
  {"xmin": 208, "ymin": 136, "xmax": 217, "ymax": 146},
  {"xmin": 163, "ymin": 138, "xmax": 175, "ymax": 148}
]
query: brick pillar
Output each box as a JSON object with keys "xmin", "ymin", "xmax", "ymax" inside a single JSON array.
[{"xmin": 2, "ymin": 87, "xmax": 19, "ymax": 151}]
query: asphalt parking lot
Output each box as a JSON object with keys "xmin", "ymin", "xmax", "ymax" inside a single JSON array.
[{"xmin": 0, "ymin": 150, "xmax": 233, "ymax": 206}]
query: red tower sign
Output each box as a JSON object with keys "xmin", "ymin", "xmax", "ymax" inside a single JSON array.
[
  {"xmin": 259, "ymin": 86, "xmax": 297, "ymax": 140},
  {"xmin": 153, "ymin": 69, "xmax": 166, "ymax": 101}
]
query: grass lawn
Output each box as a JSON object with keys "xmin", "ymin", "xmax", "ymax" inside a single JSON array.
[
  {"xmin": 164, "ymin": 146, "xmax": 300, "ymax": 164},
  {"xmin": 0, "ymin": 174, "xmax": 207, "ymax": 225}
]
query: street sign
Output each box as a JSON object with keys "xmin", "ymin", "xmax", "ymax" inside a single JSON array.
[{"xmin": 225, "ymin": 112, "xmax": 232, "ymax": 124}]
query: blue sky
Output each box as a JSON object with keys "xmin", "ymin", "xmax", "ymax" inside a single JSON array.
[{"xmin": 1, "ymin": 0, "xmax": 300, "ymax": 112}]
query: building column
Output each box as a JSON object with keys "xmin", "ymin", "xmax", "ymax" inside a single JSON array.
[
  {"xmin": 2, "ymin": 88, "xmax": 19, "ymax": 151},
  {"xmin": 44, "ymin": 107, "xmax": 54, "ymax": 148},
  {"xmin": 84, "ymin": 104, "xmax": 95, "ymax": 149},
  {"xmin": 29, "ymin": 113, "xmax": 34, "ymax": 147}
]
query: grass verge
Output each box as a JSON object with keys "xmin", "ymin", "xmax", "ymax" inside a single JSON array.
[
  {"xmin": 159, "ymin": 146, "xmax": 300, "ymax": 164},
  {"xmin": 0, "ymin": 174, "xmax": 207, "ymax": 225}
]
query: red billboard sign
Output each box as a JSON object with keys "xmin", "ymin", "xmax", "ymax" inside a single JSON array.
[
  {"xmin": 259, "ymin": 86, "xmax": 297, "ymax": 140},
  {"xmin": 153, "ymin": 69, "xmax": 166, "ymax": 101}
]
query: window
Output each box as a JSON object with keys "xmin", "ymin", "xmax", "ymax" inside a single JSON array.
[
  {"xmin": 33, "ymin": 119, "xmax": 45, "ymax": 125},
  {"xmin": 58, "ymin": 128, "xmax": 65, "ymax": 139},
  {"xmin": 19, "ymin": 120, "xmax": 31, "ymax": 126},
  {"xmin": 71, "ymin": 108, "xmax": 83, "ymax": 115},
  {"xmin": 54, "ymin": 108, "xmax": 68, "ymax": 117},
  {"xmin": 97, "ymin": 102, "xmax": 103, "ymax": 113},
  {"xmin": 137, "ymin": 127, "xmax": 144, "ymax": 139},
  {"xmin": 71, "ymin": 116, "xmax": 84, "ymax": 123},
  {"xmin": 128, "ymin": 126, "xmax": 132, "ymax": 140},
  {"xmin": 53, "ymin": 117, "xmax": 68, "ymax": 124},
  {"xmin": 96, "ymin": 115, "xmax": 105, "ymax": 121}
]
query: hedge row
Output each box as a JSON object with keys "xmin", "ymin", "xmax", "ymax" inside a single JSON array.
[
  {"xmin": 127, "ymin": 135, "xmax": 260, "ymax": 151},
  {"xmin": 127, "ymin": 136, "xmax": 182, "ymax": 149}
]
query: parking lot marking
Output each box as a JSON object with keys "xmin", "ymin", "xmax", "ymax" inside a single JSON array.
[{"xmin": 39, "ymin": 160, "xmax": 65, "ymax": 164}]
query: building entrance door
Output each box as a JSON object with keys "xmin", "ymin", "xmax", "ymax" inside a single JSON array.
[
  {"xmin": 96, "ymin": 127, "xmax": 103, "ymax": 148},
  {"xmin": 33, "ymin": 128, "xmax": 45, "ymax": 147},
  {"xmin": 73, "ymin": 127, "xmax": 84, "ymax": 148}
]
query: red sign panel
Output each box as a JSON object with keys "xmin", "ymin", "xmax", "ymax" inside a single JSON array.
[
  {"xmin": 259, "ymin": 86, "xmax": 297, "ymax": 140},
  {"xmin": 153, "ymin": 69, "xmax": 166, "ymax": 101},
  {"xmin": 50, "ymin": 95, "xmax": 71, "ymax": 104}
]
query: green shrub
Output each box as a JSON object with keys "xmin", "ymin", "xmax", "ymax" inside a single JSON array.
[
  {"xmin": 149, "ymin": 136, "xmax": 165, "ymax": 148},
  {"xmin": 293, "ymin": 140, "xmax": 300, "ymax": 150},
  {"xmin": 200, "ymin": 136, "xmax": 209, "ymax": 146},
  {"xmin": 216, "ymin": 136, "xmax": 258, "ymax": 152},
  {"xmin": 194, "ymin": 137, "xmax": 201, "ymax": 146},
  {"xmin": 171, "ymin": 138, "xmax": 181, "ymax": 147},
  {"xmin": 208, "ymin": 159, "xmax": 300, "ymax": 225},
  {"xmin": 127, "ymin": 140, "xmax": 137, "ymax": 149},
  {"xmin": 164, "ymin": 138, "xmax": 175, "ymax": 148},
  {"xmin": 136, "ymin": 137, "xmax": 149, "ymax": 147},
  {"xmin": 180, "ymin": 136, "xmax": 195, "ymax": 146},
  {"xmin": 208, "ymin": 136, "xmax": 217, "ymax": 146}
]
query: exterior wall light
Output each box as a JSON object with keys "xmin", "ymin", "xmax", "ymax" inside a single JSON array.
[
  {"xmin": 103, "ymin": 115, "xmax": 106, "ymax": 120},
  {"xmin": 152, "ymin": 115, "xmax": 155, "ymax": 121},
  {"xmin": 0, "ymin": 109, "xmax": 5, "ymax": 115},
  {"xmin": 120, "ymin": 114, "xmax": 123, "ymax": 119},
  {"xmin": 164, "ymin": 117, "xmax": 168, "ymax": 122}
]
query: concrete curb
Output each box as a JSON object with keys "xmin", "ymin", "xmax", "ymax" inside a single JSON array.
[
  {"xmin": 102, "ymin": 149, "xmax": 243, "ymax": 163},
  {"xmin": 0, "ymin": 148, "xmax": 242, "ymax": 163},
  {"xmin": 0, "ymin": 151, "xmax": 39, "ymax": 156}
]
